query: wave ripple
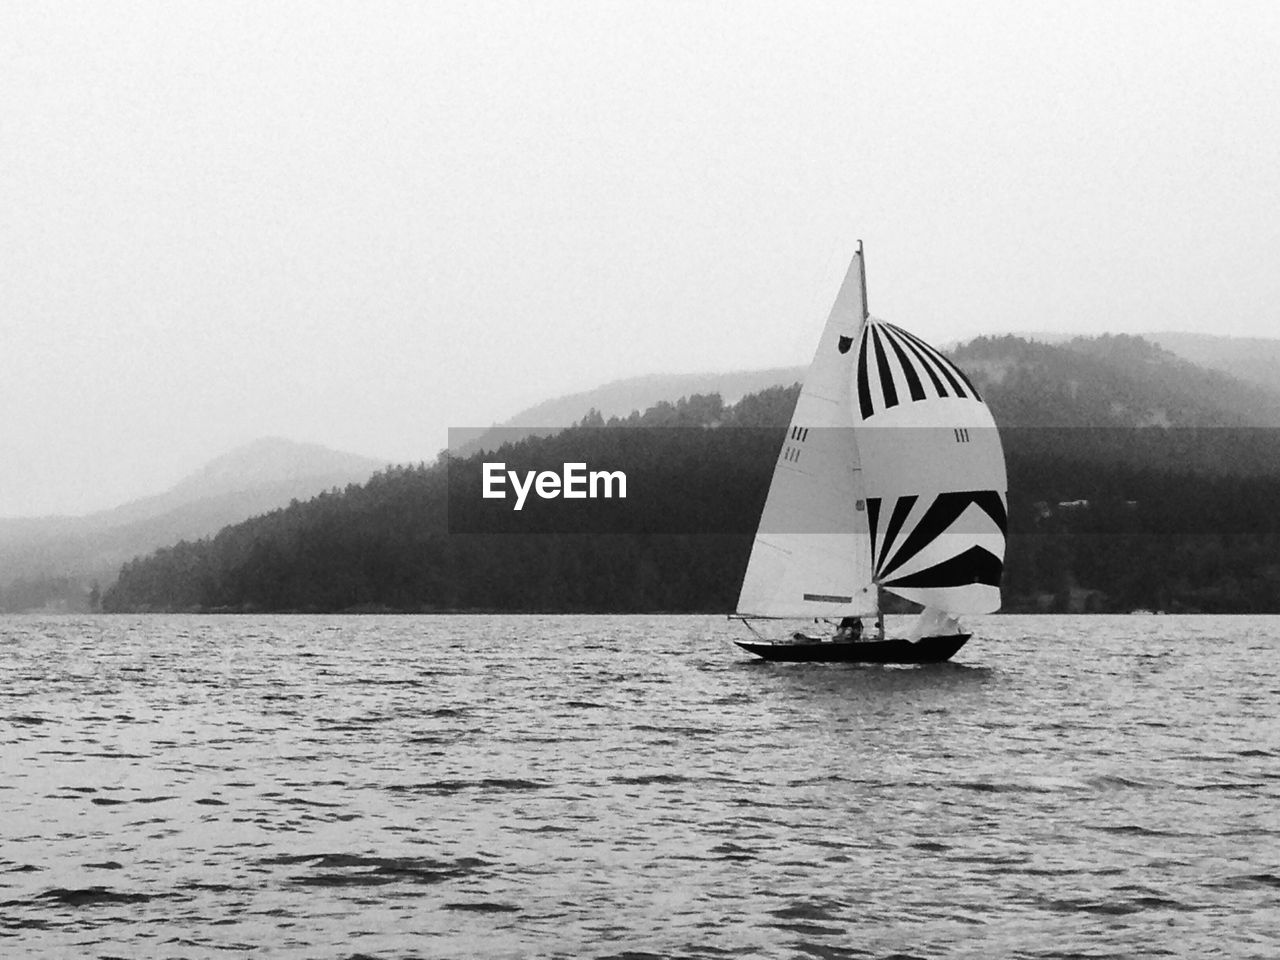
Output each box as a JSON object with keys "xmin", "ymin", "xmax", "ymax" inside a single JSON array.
[{"xmin": 1, "ymin": 613, "xmax": 1275, "ymax": 958}]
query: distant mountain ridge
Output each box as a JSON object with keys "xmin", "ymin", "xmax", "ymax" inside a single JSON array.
[
  {"xmin": 461, "ymin": 332, "xmax": 1280, "ymax": 457},
  {"xmin": 955, "ymin": 333, "xmax": 1280, "ymax": 428},
  {"xmin": 1007, "ymin": 330, "xmax": 1280, "ymax": 399},
  {"xmin": 1146, "ymin": 331, "xmax": 1280, "ymax": 398},
  {"xmin": 103, "ymin": 333, "xmax": 1280, "ymax": 615},
  {"xmin": 451, "ymin": 366, "xmax": 804, "ymax": 455},
  {"xmin": 0, "ymin": 438, "xmax": 385, "ymax": 612},
  {"xmin": 18, "ymin": 330, "xmax": 1280, "ymax": 614},
  {"xmin": 86, "ymin": 438, "xmax": 387, "ymax": 529}
]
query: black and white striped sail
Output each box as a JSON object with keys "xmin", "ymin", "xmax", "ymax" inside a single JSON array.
[
  {"xmin": 735, "ymin": 247, "xmax": 1006, "ymax": 620},
  {"xmin": 853, "ymin": 318, "xmax": 1007, "ymax": 614}
]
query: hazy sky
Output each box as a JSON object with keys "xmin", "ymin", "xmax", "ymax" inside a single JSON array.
[{"xmin": 3, "ymin": 1, "xmax": 1278, "ymax": 515}]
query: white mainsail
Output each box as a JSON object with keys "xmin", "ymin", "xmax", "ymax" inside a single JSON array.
[
  {"xmin": 735, "ymin": 247, "xmax": 877, "ymax": 619},
  {"xmin": 736, "ymin": 244, "xmax": 1007, "ymax": 625}
]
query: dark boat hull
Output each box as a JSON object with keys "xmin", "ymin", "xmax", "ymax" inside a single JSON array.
[{"xmin": 735, "ymin": 633, "xmax": 971, "ymax": 664}]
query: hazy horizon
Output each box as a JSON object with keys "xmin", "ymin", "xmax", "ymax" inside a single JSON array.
[{"xmin": 4, "ymin": 1, "xmax": 1279, "ymax": 516}]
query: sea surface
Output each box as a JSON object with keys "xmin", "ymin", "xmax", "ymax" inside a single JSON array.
[{"xmin": 2, "ymin": 614, "xmax": 1277, "ymax": 959}]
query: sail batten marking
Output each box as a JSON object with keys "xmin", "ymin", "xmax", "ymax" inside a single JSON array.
[{"xmin": 803, "ymin": 593, "xmax": 854, "ymax": 603}]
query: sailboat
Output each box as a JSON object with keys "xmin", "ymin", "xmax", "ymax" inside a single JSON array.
[{"xmin": 733, "ymin": 242, "xmax": 1007, "ymax": 663}]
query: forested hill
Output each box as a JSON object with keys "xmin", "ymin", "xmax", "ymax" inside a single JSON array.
[
  {"xmin": 104, "ymin": 389, "xmax": 796, "ymax": 615},
  {"xmin": 450, "ymin": 366, "xmax": 805, "ymax": 457},
  {"xmin": 956, "ymin": 333, "xmax": 1280, "ymax": 429},
  {"xmin": 105, "ymin": 336, "xmax": 1280, "ymax": 615}
]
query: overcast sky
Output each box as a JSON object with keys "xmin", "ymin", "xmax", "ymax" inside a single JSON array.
[{"xmin": 3, "ymin": 1, "xmax": 1278, "ymax": 515}]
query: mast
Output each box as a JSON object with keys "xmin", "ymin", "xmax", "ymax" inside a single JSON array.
[
  {"xmin": 859, "ymin": 240, "xmax": 875, "ymax": 627},
  {"xmin": 857, "ymin": 239, "xmax": 868, "ymax": 321}
]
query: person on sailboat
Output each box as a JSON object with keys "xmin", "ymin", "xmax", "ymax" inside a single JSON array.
[{"xmin": 833, "ymin": 616, "xmax": 862, "ymax": 643}]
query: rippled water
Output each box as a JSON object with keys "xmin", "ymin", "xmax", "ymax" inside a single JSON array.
[{"xmin": 2, "ymin": 614, "xmax": 1278, "ymax": 958}]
